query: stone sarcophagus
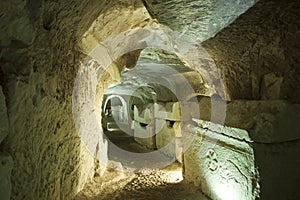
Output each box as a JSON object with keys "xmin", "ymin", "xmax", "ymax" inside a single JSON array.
[
  {"xmin": 154, "ymin": 102, "xmax": 182, "ymax": 161},
  {"xmin": 155, "ymin": 119, "xmax": 182, "ymax": 161},
  {"xmin": 133, "ymin": 105, "xmax": 156, "ymax": 149},
  {"xmin": 133, "ymin": 102, "xmax": 183, "ymax": 161},
  {"xmin": 154, "ymin": 102, "xmax": 180, "ymax": 121},
  {"xmin": 184, "ymin": 119, "xmax": 259, "ymax": 200}
]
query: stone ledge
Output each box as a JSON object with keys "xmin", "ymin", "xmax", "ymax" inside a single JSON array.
[{"xmin": 196, "ymin": 97, "xmax": 300, "ymax": 143}]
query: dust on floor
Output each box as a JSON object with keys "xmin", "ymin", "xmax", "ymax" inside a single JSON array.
[{"xmin": 74, "ymin": 161, "xmax": 209, "ymax": 200}]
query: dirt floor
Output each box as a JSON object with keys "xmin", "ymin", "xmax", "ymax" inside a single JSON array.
[
  {"xmin": 74, "ymin": 163, "xmax": 209, "ymax": 200},
  {"xmin": 74, "ymin": 130, "xmax": 209, "ymax": 200}
]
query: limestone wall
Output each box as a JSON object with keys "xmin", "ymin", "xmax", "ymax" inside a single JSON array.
[
  {"xmin": 203, "ymin": 0, "xmax": 300, "ymax": 101},
  {"xmin": 196, "ymin": 97, "xmax": 300, "ymax": 143},
  {"xmin": 143, "ymin": 0, "xmax": 256, "ymax": 41},
  {"xmin": 0, "ymin": 0, "xmax": 151, "ymax": 199}
]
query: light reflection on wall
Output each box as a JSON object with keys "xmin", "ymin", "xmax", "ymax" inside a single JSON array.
[
  {"xmin": 208, "ymin": 178, "xmax": 244, "ymax": 200},
  {"xmin": 184, "ymin": 119, "xmax": 259, "ymax": 200}
]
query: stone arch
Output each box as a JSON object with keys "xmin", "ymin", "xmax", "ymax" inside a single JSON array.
[{"xmin": 103, "ymin": 94, "xmax": 129, "ymax": 122}]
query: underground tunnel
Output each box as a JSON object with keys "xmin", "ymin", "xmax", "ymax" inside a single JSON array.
[{"xmin": 1, "ymin": 0, "xmax": 300, "ymax": 199}]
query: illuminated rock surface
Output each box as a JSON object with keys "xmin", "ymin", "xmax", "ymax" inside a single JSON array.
[
  {"xmin": 184, "ymin": 119, "xmax": 259, "ymax": 200},
  {"xmin": 143, "ymin": 0, "xmax": 257, "ymax": 41},
  {"xmin": 75, "ymin": 161, "xmax": 208, "ymax": 200}
]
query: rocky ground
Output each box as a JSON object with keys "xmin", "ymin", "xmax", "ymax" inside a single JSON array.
[
  {"xmin": 74, "ymin": 130, "xmax": 209, "ymax": 200},
  {"xmin": 74, "ymin": 163, "xmax": 209, "ymax": 200}
]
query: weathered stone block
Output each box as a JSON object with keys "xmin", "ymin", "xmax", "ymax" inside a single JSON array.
[
  {"xmin": 134, "ymin": 121, "xmax": 155, "ymax": 149},
  {"xmin": 155, "ymin": 119, "xmax": 176, "ymax": 158},
  {"xmin": 154, "ymin": 102, "xmax": 180, "ymax": 121},
  {"xmin": 226, "ymin": 100, "xmax": 300, "ymax": 143},
  {"xmin": 134, "ymin": 105, "xmax": 152, "ymax": 124},
  {"xmin": 0, "ymin": 153, "xmax": 13, "ymax": 200},
  {"xmin": 196, "ymin": 97, "xmax": 300, "ymax": 143},
  {"xmin": 184, "ymin": 119, "xmax": 258, "ymax": 200},
  {"xmin": 260, "ymin": 72, "xmax": 283, "ymax": 100}
]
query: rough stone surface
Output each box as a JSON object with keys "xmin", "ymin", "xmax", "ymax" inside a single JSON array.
[
  {"xmin": 196, "ymin": 97, "xmax": 300, "ymax": 143},
  {"xmin": 80, "ymin": 0, "xmax": 151, "ymax": 54},
  {"xmin": 226, "ymin": 100, "xmax": 300, "ymax": 143},
  {"xmin": 0, "ymin": 153, "xmax": 13, "ymax": 200},
  {"xmin": 0, "ymin": 86, "xmax": 9, "ymax": 144},
  {"xmin": 203, "ymin": 0, "xmax": 300, "ymax": 101},
  {"xmin": 0, "ymin": 0, "xmax": 152, "ymax": 199},
  {"xmin": 143, "ymin": 0, "xmax": 256, "ymax": 41},
  {"xmin": 134, "ymin": 121, "xmax": 156, "ymax": 149},
  {"xmin": 75, "ymin": 164, "xmax": 209, "ymax": 200},
  {"xmin": 184, "ymin": 121, "xmax": 258, "ymax": 200},
  {"xmin": 0, "ymin": 0, "xmax": 37, "ymax": 46},
  {"xmin": 260, "ymin": 72, "xmax": 283, "ymax": 100},
  {"xmin": 155, "ymin": 119, "xmax": 179, "ymax": 159},
  {"xmin": 138, "ymin": 48, "xmax": 208, "ymax": 97},
  {"xmin": 191, "ymin": 118, "xmax": 252, "ymax": 142}
]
